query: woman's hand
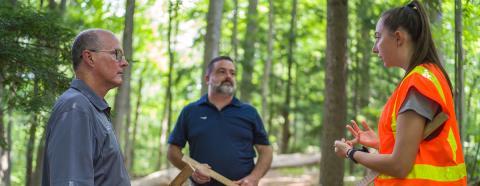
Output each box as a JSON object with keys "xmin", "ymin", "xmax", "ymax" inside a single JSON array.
[
  {"xmin": 333, "ymin": 138, "xmax": 352, "ymax": 158},
  {"xmin": 346, "ymin": 120, "xmax": 379, "ymax": 149}
]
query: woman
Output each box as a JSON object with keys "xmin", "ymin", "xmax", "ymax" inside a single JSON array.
[{"xmin": 333, "ymin": 1, "xmax": 467, "ymax": 185}]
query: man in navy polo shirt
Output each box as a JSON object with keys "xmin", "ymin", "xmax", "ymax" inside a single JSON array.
[{"xmin": 167, "ymin": 56, "xmax": 273, "ymax": 186}]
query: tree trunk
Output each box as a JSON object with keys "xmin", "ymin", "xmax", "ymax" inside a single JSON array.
[
  {"xmin": 425, "ymin": 1, "xmax": 445, "ymax": 63},
  {"xmin": 231, "ymin": 0, "xmax": 239, "ymax": 62},
  {"xmin": 59, "ymin": 0, "xmax": 67, "ymax": 15},
  {"xmin": 201, "ymin": 0, "xmax": 224, "ymax": 95},
  {"xmin": 26, "ymin": 119, "xmax": 38, "ymax": 186},
  {"xmin": 261, "ymin": 0, "xmax": 274, "ymax": 120},
  {"xmin": 0, "ymin": 74, "xmax": 8, "ymax": 186},
  {"xmin": 5, "ymin": 109, "xmax": 12, "ymax": 186},
  {"xmin": 454, "ymin": 0, "xmax": 464, "ymax": 140},
  {"xmin": 158, "ymin": 0, "xmax": 179, "ymax": 170},
  {"xmin": 320, "ymin": 0, "xmax": 348, "ymax": 185},
  {"xmin": 280, "ymin": 0, "xmax": 297, "ymax": 154},
  {"xmin": 117, "ymin": 0, "xmax": 135, "ymax": 173},
  {"xmin": 32, "ymin": 133, "xmax": 45, "ymax": 186},
  {"xmin": 349, "ymin": 0, "xmax": 373, "ymax": 175},
  {"xmin": 239, "ymin": 0, "xmax": 258, "ymax": 102},
  {"xmin": 357, "ymin": 27, "xmax": 371, "ymax": 111},
  {"xmin": 48, "ymin": 0, "xmax": 56, "ymax": 10},
  {"xmin": 26, "ymin": 79, "xmax": 40, "ymax": 186},
  {"xmin": 130, "ymin": 67, "xmax": 145, "ymax": 171},
  {"xmin": 9, "ymin": 0, "xmax": 16, "ymax": 6}
]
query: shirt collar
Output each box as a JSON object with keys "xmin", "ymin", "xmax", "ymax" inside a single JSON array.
[
  {"xmin": 196, "ymin": 94, "xmax": 242, "ymax": 107},
  {"xmin": 70, "ymin": 79, "xmax": 110, "ymax": 111}
]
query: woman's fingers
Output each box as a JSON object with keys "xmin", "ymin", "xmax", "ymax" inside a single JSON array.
[
  {"xmin": 351, "ymin": 120, "xmax": 361, "ymax": 132},
  {"xmin": 346, "ymin": 125, "xmax": 358, "ymax": 136},
  {"xmin": 361, "ymin": 120, "xmax": 371, "ymax": 130}
]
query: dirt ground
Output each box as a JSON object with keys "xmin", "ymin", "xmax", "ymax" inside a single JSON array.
[{"xmin": 259, "ymin": 169, "xmax": 319, "ymax": 186}]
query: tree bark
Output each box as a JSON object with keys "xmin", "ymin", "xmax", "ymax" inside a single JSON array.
[
  {"xmin": 280, "ymin": 0, "xmax": 297, "ymax": 154},
  {"xmin": 5, "ymin": 109, "xmax": 12, "ymax": 186},
  {"xmin": 32, "ymin": 133, "xmax": 45, "ymax": 186},
  {"xmin": 25, "ymin": 79, "xmax": 40, "ymax": 186},
  {"xmin": 239, "ymin": 0, "xmax": 258, "ymax": 102},
  {"xmin": 130, "ymin": 67, "xmax": 145, "ymax": 171},
  {"xmin": 261, "ymin": 0, "xmax": 274, "ymax": 121},
  {"xmin": 0, "ymin": 74, "xmax": 8, "ymax": 186},
  {"xmin": 320, "ymin": 0, "xmax": 348, "ymax": 185},
  {"xmin": 59, "ymin": 0, "xmax": 67, "ymax": 15},
  {"xmin": 454, "ymin": 0, "xmax": 464, "ymax": 140},
  {"xmin": 201, "ymin": 0, "xmax": 224, "ymax": 95},
  {"xmin": 117, "ymin": 0, "xmax": 135, "ymax": 173},
  {"xmin": 48, "ymin": 0, "xmax": 56, "ymax": 10},
  {"xmin": 231, "ymin": 0, "xmax": 239, "ymax": 62},
  {"xmin": 158, "ymin": 0, "xmax": 179, "ymax": 170}
]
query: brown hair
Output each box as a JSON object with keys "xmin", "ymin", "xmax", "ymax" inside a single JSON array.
[
  {"xmin": 381, "ymin": 0, "xmax": 453, "ymax": 91},
  {"xmin": 206, "ymin": 56, "xmax": 234, "ymax": 76}
]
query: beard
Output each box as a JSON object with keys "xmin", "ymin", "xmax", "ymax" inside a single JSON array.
[{"xmin": 212, "ymin": 81, "xmax": 236, "ymax": 95}]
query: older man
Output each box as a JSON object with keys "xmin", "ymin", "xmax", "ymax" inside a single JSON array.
[
  {"xmin": 167, "ymin": 56, "xmax": 273, "ymax": 186},
  {"xmin": 42, "ymin": 29, "xmax": 130, "ymax": 186}
]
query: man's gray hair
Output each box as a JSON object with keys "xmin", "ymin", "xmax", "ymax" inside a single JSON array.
[{"xmin": 71, "ymin": 29, "xmax": 112, "ymax": 70}]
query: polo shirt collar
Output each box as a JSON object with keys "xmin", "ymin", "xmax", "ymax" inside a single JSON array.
[
  {"xmin": 197, "ymin": 94, "xmax": 242, "ymax": 107},
  {"xmin": 70, "ymin": 79, "xmax": 110, "ymax": 111}
]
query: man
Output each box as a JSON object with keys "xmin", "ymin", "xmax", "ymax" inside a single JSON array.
[
  {"xmin": 42, "ymin": 29, "xmax": 130, "ymax": 186},
  {"xmin": 167, "ymin": 56, "xmax": 273, "ymax": 186}
]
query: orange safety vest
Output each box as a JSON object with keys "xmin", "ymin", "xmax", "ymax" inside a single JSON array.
[{"xmin": 374, "ymin": 63, "xmax": 467, "ymax": 186}]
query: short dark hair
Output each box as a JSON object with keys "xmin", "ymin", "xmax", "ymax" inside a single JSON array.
[
  {"xmin": 381, "ymin": 0, "xmax": 452, "ymax": 90},
  {"xmin": 71, "ymin": 29, "xmax": 103, "ymax": 71},
  {"xmin": 206, "ymin": 56, "xmax": 234, "ymax": 75}
]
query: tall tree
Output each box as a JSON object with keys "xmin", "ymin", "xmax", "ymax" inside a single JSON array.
[
  {"xmin": 239, "ymin": 0, "xmax": 258, "ymax": 102},
  {"xmin": 130, "ymin": 67, "xmax": 145, "ymax": 171},
  {"xmin": 231, "ymin": 0, "xmax": 239, "ymax": 62},
  {"xmin": 280, "ymin": 0, "xmax": 297, "ymax": 154},
  {"xmin": 116, "ymin": 0, "xmax": 135, "ymax": 172},
  {"xmin": 349, "ymin": 0, "xmax": 374, "ymax": 174},
  {"xmin": 454, "ymin": 0, "xmax": 464, "ymax": 139},
  {"xmin": 32, "ymin": 134, "xmax": 45, "ymax": 186},
  {"xmin": 201, "ymin": 0, "xmax": 224, "ymax": 95},
  {"xmin": 25, "ymin": 80, "xmax": 39, "ymax": 186},
  {"xmin": 5, "ymin": 109, "xmax": 12, "ymax": 186},
  {"xmin": 320, "ymin": 0, "xmax": 348, "ymax": 185},
  {"xmin": 48, "ymin": 0, "xmax": 56, "ymax": 10},
  {"xmin": 158, "ymin": 0, "xmax": 180, "ymax": 170},
  {"xmin": 0, "ymin": 74, "xmax": 7, "ymax": 186},
  {"xmin": 355, "ymin": 0, "xmax": 373, "ymax": 114},
  {"xmin": 261, "ymin": 0, "xmax": 274, "ymax": 121}
]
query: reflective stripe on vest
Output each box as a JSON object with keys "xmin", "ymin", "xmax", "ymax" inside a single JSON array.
[{"xmin": 378, "ymin": 163, "xmax": 466, "ymax": 182}]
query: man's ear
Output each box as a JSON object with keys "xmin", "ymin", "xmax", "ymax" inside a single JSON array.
[
  {"xmin": 204, "ymin": 74, "xmax": 210, "ymax": 85},
  {"xmin": 82, "ymin": 50, "xmax": 95, "ymax": 67}
]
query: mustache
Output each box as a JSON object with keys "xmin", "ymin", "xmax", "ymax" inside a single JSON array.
[{"xmin": 221, "ymin": 80, "xmax": 234, "ymax": 85}]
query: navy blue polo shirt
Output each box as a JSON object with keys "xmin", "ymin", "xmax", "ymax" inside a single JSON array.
[{"xmin": 168, "ymin": 95, "xmax": 269, "ymax": 185}]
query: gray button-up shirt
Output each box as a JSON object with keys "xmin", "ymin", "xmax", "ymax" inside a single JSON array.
[{"xmin": 42, "ymin": 79, "xmax": 130, "ymax": 186}]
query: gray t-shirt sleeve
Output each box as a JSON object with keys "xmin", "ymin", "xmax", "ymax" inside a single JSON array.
[
  {"xmin": 46, "ymin": 109, "xmax": 94, "ymax": 186},
  {"xmin": 399, "ymin": 88, "xmax": 440, "ymax": 121}
]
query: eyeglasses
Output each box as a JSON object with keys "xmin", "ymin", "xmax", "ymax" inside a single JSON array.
[{"xmin": 86, "ymin": 48, "xmax": 125, "ymax": 62}]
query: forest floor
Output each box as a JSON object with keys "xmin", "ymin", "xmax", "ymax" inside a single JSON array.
[
  {"xmin": 259, "ymin": 168, "xmax": 318, "ymax": 186},
  {"xmin": 260, "ymin": 167, "xmax": 362, "ymax": 186}
]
